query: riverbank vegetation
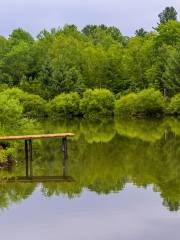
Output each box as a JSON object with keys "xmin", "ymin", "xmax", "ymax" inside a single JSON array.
[
  {"xmin": 0, "ymin": 6, "xmax": 179, "ymax": 119},
  {"xmin": 0, "ymin": 87, "xmax": 180, "ymax": 120}
]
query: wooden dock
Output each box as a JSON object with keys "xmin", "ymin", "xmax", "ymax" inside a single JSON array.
[{"xmin": 0, "ymin": 133, "xmax": 75, "ymax": 180}]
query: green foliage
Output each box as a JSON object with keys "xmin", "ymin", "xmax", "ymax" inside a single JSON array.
[
  {"xmin": 82, "ymin": 24, "xmax": 124, "ymax": 46},
  {"xmin": 136, "ymin": 88, "xmax": 165, "ymax": 116},
  {"xmin": 2, "ymin": 87, "xmax": 26, "ymax": 99},
  {"xmin": 135, "ymin": 28, "xmax": 148, "ymax": 37},
  {"xmin": 80, "ymin": 89, "xmax": 115, "ymax": 118},
  {"xmin": 49, "ymin": 92, "xmax": 80, "ymax": 117},
  {"xmin": 163, "ymin": 46, "xmax": 180, "ymax": 96},
  {"xmin": 0, "ymin": 147, "xmax": 8, "ymax": 163},
  {"xmin": 21, "ymin": 94, "xmax": 48, "ymax": 118},
  {"xmin": 0, "ymin": 93, "xmax": 23, "ymax": 125},
  {"xmin": 0, "ymin": 10, "xmax": 180, "ymax": 115},
  {"xmin": 114, "ymin": 93, "xmax": 138, "ymax": 116},
  {"xmin": 0, "ymin": 146, "xmax": 16, "ymax": 164},
  {"xmin": 1, "ymin": 88, "xmax": 47, "ymax": 118},
  {"xmin": 9, "ymin": 28, "xmax": 34, "ymax": 46},
  {"xmin": 115, "ymin": 89, "xmax": 165, "ymax": 117},
  {"xmin": 168, "ymin": 94, "xmax": 180, "ymax": 115},
  {"xmin": 158, "ymin": 7, "xmax": 177, "ymax": 24},
  {"xmin": 1, "ymin": 41, "xmax": 33, "ymax": 85},
  {"xmin": 156, "ymin": 20, "xmax": 180, "ymax": 46}
]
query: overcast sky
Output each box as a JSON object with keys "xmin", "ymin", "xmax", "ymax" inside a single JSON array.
[{"xmin": 0, "ymin": 0, "xmax": 180, "ymax": 37}]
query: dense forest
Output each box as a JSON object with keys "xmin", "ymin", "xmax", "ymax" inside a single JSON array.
[
  {"xmin": 0, "ymin": 7, "xmax": 179, "ymax": 97},
  {"xmin": 0, "ymin": 6, "xmax": 180, "ymax": 119}
]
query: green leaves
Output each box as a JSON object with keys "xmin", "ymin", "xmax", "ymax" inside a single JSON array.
[
  {"xmin": 0, "ymin": 15, "xmax": 180, "ymax": 103},
  {"xmin": 168, "ymin": 94, "xmax": 180, "ymax": 115},
  {"xmin": 115, "ymin": 89, "xmax": 165, "ymax": 117},
  {"xmin": 0, "ymin": 93, "xmax": 23, "ymax": 125},
  {"xmin": 158, "ymin": 7, "xmax": 177, "ymax": 24},
  {"xmin": 49, "ymin": 92, "xmax": 81, "ymax": 118},
  {"xmin": 80, "ymin": 89, "xmax": 115, "ymax": 118}
]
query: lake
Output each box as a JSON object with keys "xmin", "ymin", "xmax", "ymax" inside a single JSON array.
[{"xmin": 0, "ymin": 117, "xmax": 180, "ymax": 240}]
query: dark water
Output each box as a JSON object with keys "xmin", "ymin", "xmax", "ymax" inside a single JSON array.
[{"xmin": 0, "ymin": 118, "xmax": 180, "ymax": 240}]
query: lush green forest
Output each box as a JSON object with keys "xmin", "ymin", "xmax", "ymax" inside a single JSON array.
[
  {"xmin": 0, "ymin": 7, "xmax": 179, "ymax": 118},
  {"xmin": 0, "ymin": 6, "xmax": 180, "ymax": 164}
]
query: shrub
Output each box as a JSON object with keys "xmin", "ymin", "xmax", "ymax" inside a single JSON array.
[
  {"xmin": 0, "ymin": 147, "xmax": 8, "ymax": 163},
  {"xmin": 136, "ymin": 89, "xmax": 165, "ymax": 116},
  {"xmin": 21, "ymin": 94, "xmax": 47, "ymax": 118},
  {"xmin": 115, "ymin": 93, "xmax": 138, "ymax": 116},
  {"xmin": 2, "ymin": 88, "xmax": 26, "ymax": 100},
  {"xmin": 49, "ymin": 92, "xmax": 80, "ymax": 117},
  {"xmin": 168, "ymin": 94, "xmax": 180, "ymax": 115},
  {"xmin": 115, "ymin": 88, "xmax": 165, "ymax": 117},
  {"xmin": 0, "ymin": 93, "xmax": 23, "ymax": 125},
  {"xmin": 0, "ymin": 84, "xmax": 8, "ymax": 93},
  {"xmin": 80, "ymin": 89, "xmax": 115, "ymax": 118},
  {"xmin": 2, "ymin": 88, "xmax": 47, "ymax": 118}
]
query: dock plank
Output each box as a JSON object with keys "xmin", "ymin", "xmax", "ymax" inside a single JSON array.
[{"xmin": 0, "ymin": 133, "xmax": 75, "ymax": 141}]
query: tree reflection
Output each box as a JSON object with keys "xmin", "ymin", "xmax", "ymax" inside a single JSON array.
[{"xmin": 0, "ymin": 117, "xmax": 180, "ymax": 212}]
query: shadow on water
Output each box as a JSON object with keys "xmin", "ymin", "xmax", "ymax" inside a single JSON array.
[{"xmin": 0, "ymin": 117, "xmax": 180, "ymax": 211}]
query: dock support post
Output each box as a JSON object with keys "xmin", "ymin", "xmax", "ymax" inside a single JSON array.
[
  {"xmin": 25, "ymin": 140, "xmax": 29, "ymax": 177},
  {"xmin": 29, "ymin": 139, "xmax": 33, "ymax": 177},
  {"xmin": 62, "ymin": 137, "xmax": 68, "ymax": 176}
]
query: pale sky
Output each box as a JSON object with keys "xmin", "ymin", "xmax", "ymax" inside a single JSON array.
[{"xmin": 0, "ymin": 0, "xmax": 180, "ymax": 37}]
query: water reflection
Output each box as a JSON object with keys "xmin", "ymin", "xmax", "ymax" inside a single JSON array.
[{"xmin": 0, "ymin": 117, "xmax": 180, "ymax": 212}]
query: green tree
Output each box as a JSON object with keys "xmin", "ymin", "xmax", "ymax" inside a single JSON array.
[
  {"xmin": 1, "ymin": 41, "xmax": 32, "ymax": 85},
  {"xmin": 124, "ymin": 34, "xmax": 155, "ymax": 91},
  {"xmin": 9, "ymin": 28, "xmax": 34, "ymax": 46},
  {"xmin": 135, "ymin": 28, "xmax": 148, "ymax": 37},
  {"xmin": 82, "ymin": 24, "xmax": 124, "ymax": 43},
  {"xmin": 163, "ymin": 46, "xmax": 180, "ymax": 95},
  {"xmin": 158, "ymin": 7, "xmax": 177, "ymax": 24},
  {"xmin": 156, "ymin": 20, "xmax": 180, "ymax": 47}
]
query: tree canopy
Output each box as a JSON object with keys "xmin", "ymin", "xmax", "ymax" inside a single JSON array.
[
  {"xmin": 158, "ymin": 6, "xmax": 178, "ymax": 24},
  {"xmin": 0, "ymin": 7, "xmax": 179, "ymax": 99}
]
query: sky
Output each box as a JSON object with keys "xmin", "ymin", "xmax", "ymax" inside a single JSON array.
[{"xmin": 0, "ymin": 0, "xmax": 180, "ymax": 37}]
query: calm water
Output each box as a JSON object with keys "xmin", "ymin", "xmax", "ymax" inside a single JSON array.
[{"xmin": 0, "ymin": 118, "xmax": 180, "ymax": 240}]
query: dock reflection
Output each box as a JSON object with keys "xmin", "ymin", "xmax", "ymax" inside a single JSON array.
[{"xmin": 3, "ymin": 141, "xmax": 74, "ymax": 183}]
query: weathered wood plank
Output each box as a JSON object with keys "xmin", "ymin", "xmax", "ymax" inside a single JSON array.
[{"xmin": 0, "ymin": 133, "xmax": 75, "ymax": 141}]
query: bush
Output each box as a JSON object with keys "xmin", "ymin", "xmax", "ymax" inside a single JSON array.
[
  {"xmin": 136, "ymin": 89, "xmax": 165, "ymax": 116},
  {"xmin": 21, "ymin": 94, "xmax": 47, "ymax": 118},
  {"xmin": 115, "ymin": 88, "xmax": 165, "ymax": 117},
  {"xmin": 114, "ymin": 93, "xmax": 138, "ymax": 116},
  {"xmin": 0, "ymin": 93, "xmax": 23, "ymax": 125},
  {"xmin": 49, "ymin": 92, "xmax": 80, "ymax": 117},
  {"xmin": 2, "ymin": 88, "xmax": 47, "ymax": 118},
  {"xmin": 0, "ymin": 147, "xmax": 8, "ymax": 163},
  {"xmin": 168, "ymin": 94, "xmax": 180, "ymax": 115},
  {"xmin": 2, "ymin": 87, "xmax": 26, "ymax": 100},
  {"xmin": 80, "ymin": 89, "xmax": 115, "ymax": 118}
]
